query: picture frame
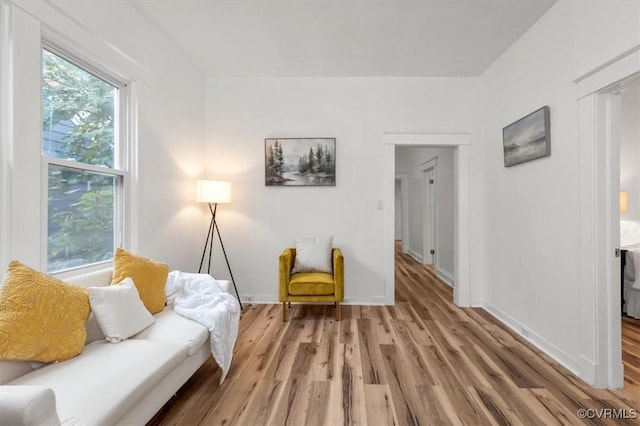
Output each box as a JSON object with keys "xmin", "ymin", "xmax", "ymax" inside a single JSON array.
[
  {"xmin": 502, "ymin": 106, "xmax": 550, "ymax": 167},
  {"xmin": 265, "ymin": 137, "xmax": 336, "ymax": 186}
]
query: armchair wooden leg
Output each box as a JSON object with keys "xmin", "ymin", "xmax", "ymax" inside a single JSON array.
[
  {"xmin": 336, "ymin": 302, "xmax": 341, "ymax": 321},
  {"xmin": 282, "ymin": 302, "xmax": 287, "ymax": 322}
]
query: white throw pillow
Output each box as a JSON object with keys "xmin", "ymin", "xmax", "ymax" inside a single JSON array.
[
  {"xmin": 291, "ymin": 236, "xmax": 333, "ymax": 274},
  {"xmin": 89, "ymin": 278, "xmax": 155, "ymax": 343}
]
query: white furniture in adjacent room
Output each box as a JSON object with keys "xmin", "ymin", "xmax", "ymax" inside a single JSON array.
[{"xmin": 621, "ymin": 220, "xmax": 640, "ymax": 319}]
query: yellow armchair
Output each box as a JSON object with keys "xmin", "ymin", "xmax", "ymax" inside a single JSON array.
[{"xmin": 279, "ymin": 248, "xmax": 344, "ymax": 321}]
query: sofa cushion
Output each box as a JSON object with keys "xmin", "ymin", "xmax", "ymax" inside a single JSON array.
[
  {"xmin": 132, "ymin": 308, "xmax": 208, "ymax": 356},
  {"xmin": 8, "ymin": 339, "xmax": 187, "ymax": 426},
  {"xmin": 289, "ymin": 272, "xmax": 335, "ymax": 295},
  {"xmin": 111, "ymin": 248, "xmax": 169, "ymax": 314},
  {"xmin": 0, "ymin": 261, "xmax": 90, "ymax": 363}
]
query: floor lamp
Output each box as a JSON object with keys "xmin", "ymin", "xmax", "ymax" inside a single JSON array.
[{"xmin": 196, "ymin": 179, "xmax": 243, "ymax": 310}]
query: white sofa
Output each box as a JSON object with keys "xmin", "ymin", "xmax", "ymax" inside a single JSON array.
[{"xmin": 0, "ymin": 269, "xmax": 228, "ymax": 426}]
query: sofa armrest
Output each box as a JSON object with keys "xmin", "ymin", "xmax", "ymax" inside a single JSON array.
[
  {"xmin": 0, "ymin": 386, "xmax": 61, "ymax": 426},
  {"xmin": 216, "ymin": 280, "xmax": 232, "ymax": 295}
]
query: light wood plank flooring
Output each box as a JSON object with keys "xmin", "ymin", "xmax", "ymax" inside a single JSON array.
[
  {"xmin": 623, "ymin": 316, "xmax": 640, "ymax": 400},
  {"xmin": 149, "ymin": 246, "xmax": 640, "ymax": 425}
]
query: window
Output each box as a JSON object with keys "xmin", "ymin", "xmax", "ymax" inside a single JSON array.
[{"xmin": 42, "ymin": 47, "xmax": 126, "ymax": 273}]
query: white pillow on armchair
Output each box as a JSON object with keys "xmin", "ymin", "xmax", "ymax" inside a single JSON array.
[{"xmin": 291, "ymin": 236, "xmax": 333, "ymax": 274}]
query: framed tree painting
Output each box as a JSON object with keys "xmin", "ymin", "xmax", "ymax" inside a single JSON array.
[
  {"xmin": 502, "ymin": 106, "xmax": 550, "ymax": 167},
  {"xmin": 265, "ymin": 138, "xmax": 336, "ymax": 186}
]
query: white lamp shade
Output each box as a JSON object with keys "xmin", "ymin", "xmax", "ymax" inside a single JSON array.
[
  {"xmin": 620, "ymin": 191, "xmax": 628, "ymax": 214},
  {"xmin": 196, "ymin": 180, "xmax": 231, "ymax": 204}
]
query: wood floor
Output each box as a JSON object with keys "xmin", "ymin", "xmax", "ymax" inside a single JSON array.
[
  {"xmin": 623, "ymin": 316, "xmax": 640, "ymax": 400},
  {"xmin": 149, "ymin": 247, "xmax": 640, "ymax": 425}
]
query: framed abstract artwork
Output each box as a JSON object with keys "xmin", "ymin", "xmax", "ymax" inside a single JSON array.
[{"xmin": 502, "ymin": 106, "xmax": 550, "ymax": 167}]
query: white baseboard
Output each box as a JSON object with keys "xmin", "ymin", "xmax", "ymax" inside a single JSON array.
[
  {"xmin": 470, "ymin": 298, "xmax": 484, "ymax": 308},
  {"xmin": 579, "ymin": 355, "xmax": 599, "ymax": 388},
  {"xmin": 240, "ymin": 295, "xmax": 280, "ymax": 304},
  {"xmin": 435, "ymin": 266, "xmax": 454, "ymax": 287},
  {"xmin": 408, "ymin": 250, "xmax": 423, "ymax": 263},
  {"xmin": 240, "ymin": 295, "xmax": 389, "ymax": 305},
  {"xmin": 481, "ymin": 301, "xmax": 580, "ymax": 376},
  {"xmin": 578, "ymin": 355, "xmax": 624, "ymax": 389}
]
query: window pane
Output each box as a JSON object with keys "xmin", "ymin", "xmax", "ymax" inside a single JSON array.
[
  {"xmin": 47, "ymin": 165, "xmax": 117, "ymax": 273},
  {"xmin": 42, "ymin": 49, "xmax": 116, "ymax": 168}
]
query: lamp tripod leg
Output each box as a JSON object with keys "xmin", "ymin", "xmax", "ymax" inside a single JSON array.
[
  {"xmin": 213, "ymin": 219, "xmax": 243, "ymax": 311},
  {"xmin": 207, "ymin": 204, "xmax": 216, "ymax": 274},
  {"xmin": 198, "ymin": 212, "xmax": 215, "ymax": 274}
]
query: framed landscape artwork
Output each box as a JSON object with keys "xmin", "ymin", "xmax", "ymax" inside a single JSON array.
[
  {"xmin": 502, "ymin": 106, "xmax": 550, "ymax": 167},
  {"xmin": 265, "ymin": 138, "xmax": 336, "ymax": 186}
]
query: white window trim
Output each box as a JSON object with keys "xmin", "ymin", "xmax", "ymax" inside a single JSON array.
[
  {"xmin": 44, "ymin": 157, "xmax": 127, "ymax": 177},
  {"xmin": 0, "ymin": 4, "xmax": 13, "ymax": 276},
  {"xmin": 0, "ymin": 4, "xmax": 139, "ymax": 276}
]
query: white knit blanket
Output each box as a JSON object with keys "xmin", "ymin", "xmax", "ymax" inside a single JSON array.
[{"xmin": 165, "ymin": 271, "xmax": 240, "ymax": 384}]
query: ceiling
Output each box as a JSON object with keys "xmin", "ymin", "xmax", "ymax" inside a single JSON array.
[{"xmin": 129, "ymin": 0, "xmax": 557, "ymax": 77}]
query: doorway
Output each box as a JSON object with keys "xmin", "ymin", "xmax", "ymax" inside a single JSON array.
[
  {"xmin": 618, "ymin": 82, "xmax": 640, "ymax": 397},
  {"xmin": 383, "ymin": 133, "xmax": 471, "ymax": 307},
  {"xmin": 577, "ymin": 47, "xmax": 640, "ymax": 388}
]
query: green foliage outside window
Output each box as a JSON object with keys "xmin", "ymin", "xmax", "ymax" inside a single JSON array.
[
  {"xmin": 47, "ymin": 167, "xmax": 115, "ymax": 270},
  {"xmin": 42, "ymin": 49, "xmax": 118, "ymax": 272}
]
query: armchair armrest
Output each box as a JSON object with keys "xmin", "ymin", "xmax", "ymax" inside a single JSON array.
[
  {"xmin": 0, "ymin": 385, "xmax": 61, "ymax": 426},
  {"xmin": 279, "ymin": 248, "xmax": 295, "ymax": 301},
  {"xmin": 332, "ymin": 248, "xmax": 344, "ymax": 301}
]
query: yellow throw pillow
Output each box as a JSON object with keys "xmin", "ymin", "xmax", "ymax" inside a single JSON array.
[
  {"xmin": 111, "ymin": 248, "xmax": 169, "ymax": 314},
  {"xmin": 0, "ymin": 261, "xmax": 90, "ymax": 362}
]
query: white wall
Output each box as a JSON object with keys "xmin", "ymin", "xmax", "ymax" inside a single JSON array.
[
  {"xmin": 0, "ymin": 1, "xmax": 207, "ymax": 274},
  {"xmin": 395, "ymin": 146, "xmax": 455, "ymax": 282},
  {"xmin": 205, "ymin": 77, "xmax": 477, "ymax": 303},
  {"xmin": 474, "ymin": 0, "xmax": 640, "ymax": 372},
  {"xmin": 620, "ymin": 84, "xmax": 640, "ymax": 221}
]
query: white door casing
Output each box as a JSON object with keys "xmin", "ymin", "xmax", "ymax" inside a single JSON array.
[{"xmin": 576, "ymin": 46, "xmax": 640, "ymax": 388}]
